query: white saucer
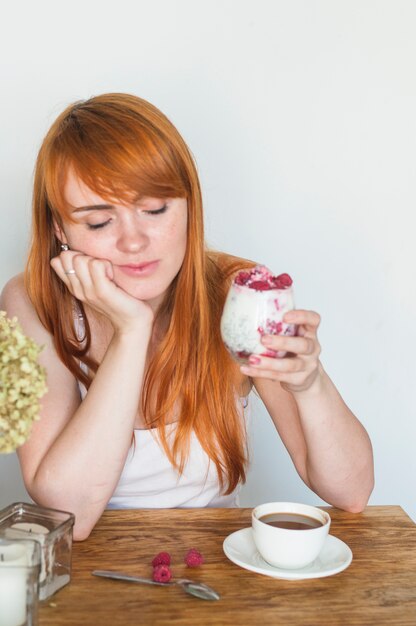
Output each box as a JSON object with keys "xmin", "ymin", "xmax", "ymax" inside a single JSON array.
[{"xmin": 223, "ymin": 527, "xmax": 352, "ymax": 580}]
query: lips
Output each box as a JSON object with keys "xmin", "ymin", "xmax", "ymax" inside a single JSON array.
[{"xmin": 117, "ymin": 260, "xmax": 159, "ymax": 277}]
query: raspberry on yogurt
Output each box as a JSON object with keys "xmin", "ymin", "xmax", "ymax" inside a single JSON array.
[
  {"xmin": 233, "ymin": 265, "xmax": 293, "ymax": 291},
  {"xmin": 221, "ymin": 265, "xmax": 296, "ymax": 363}
]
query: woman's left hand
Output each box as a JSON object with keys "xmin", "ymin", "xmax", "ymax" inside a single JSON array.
[{"xmin": 240, "ymin": 309, "xmax": 322, "ymax": 394}]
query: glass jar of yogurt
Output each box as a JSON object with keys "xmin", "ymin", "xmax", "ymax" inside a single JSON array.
[{"xmin": 220, "ymin": 265, "xmax": 296, "ymax": 363}]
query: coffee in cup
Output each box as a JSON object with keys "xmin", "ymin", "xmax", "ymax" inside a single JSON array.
[{"xmin": 252, "ymin": 502, "xmax": 331, "ymax": 569}]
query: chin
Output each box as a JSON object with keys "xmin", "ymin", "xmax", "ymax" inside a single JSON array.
[{"xmin": 115, "ymin": 277, "xmax": 166, "ymax": 303}]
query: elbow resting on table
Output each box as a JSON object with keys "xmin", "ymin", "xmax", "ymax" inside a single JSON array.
[
  {"xmin": 73, "ymin": 524, "xmax": 94, "ymax": 542},
  {"xmin": 26, "ymin": 472, "xmax": 106, "ymax": 542},
  {"xmin": 72, "ymin": 511, "xmax": 104, "ymax": 541},
  {"xmin": 308, "ymin": 465, "xmax": 374, "ymax": 514},
  {"xmin": 25, "ymin": 483, "xmax": 100, "ymax": 542},
  {"xmin": 332, "ymin": 475, "xmax": 375, "ymax": 514},
  {"xmin": 341, "ymin": 500, "xmax": 369, "ymax": 514}
]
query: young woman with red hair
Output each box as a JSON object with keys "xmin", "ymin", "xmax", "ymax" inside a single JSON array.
[{"xmin": 0, "ymin": 93, "xmax": 374, "ymax": 540}]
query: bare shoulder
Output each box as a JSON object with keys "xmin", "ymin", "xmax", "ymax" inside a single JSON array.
[
  {"xmin": 1, "ymin": 272, "xmax": 27, "ymax": 306},
  {"xmin": 1, "ymin": 272, "xmax": 77, "ymax": 380},
  {"xmin": 2, "ymin": 272, "xmax": 37, "ymax": 320},
  {"xmin": 0, "ymin": 273, "xmax": 53, "ymax": 348}
]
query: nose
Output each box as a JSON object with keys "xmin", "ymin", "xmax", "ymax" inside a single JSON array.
[{"xmin": 116, "ymin": 220, "xmax": 149, "ymax": 253}]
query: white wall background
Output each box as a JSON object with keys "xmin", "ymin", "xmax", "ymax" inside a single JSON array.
[{"xmin": 1, "ymin": 0, "xmax": 415, "ymax": 520}]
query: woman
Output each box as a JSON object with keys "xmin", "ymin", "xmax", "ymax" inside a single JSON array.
[{"xmin": 0, "ymin": 93, "xmax": 374, "ymax": 540}]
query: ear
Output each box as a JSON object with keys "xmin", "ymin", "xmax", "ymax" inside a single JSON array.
[{"xmin": 52, "ymin": 218, "xmax": 68, "ymax": 245}]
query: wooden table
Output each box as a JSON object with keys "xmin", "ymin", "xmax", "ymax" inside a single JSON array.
[{"xmin": 39, "ymin": 506, "xmax": 416, "ymax": 625}]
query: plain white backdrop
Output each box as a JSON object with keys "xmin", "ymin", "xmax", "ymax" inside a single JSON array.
[{"xmin": 0, "ymin": 1, "xmax": 415, "ymax": 520}]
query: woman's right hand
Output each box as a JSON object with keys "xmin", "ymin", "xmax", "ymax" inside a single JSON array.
[{"xmin": 50, "ymin": 250, "xmax": 154, "ymax": 335}]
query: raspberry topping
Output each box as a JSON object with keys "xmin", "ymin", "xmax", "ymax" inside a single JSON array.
[
  {"xmin": 249, "ymin": 280, "xmax": 272, "ymax": 291},
  {"xmin": 151, "ymin": 551, "xmax": 171, "ymax": 567},
  {"xmin": 152, "ymin": 564, "xmax": 172, "ymax": 583},
  {"xmin": 184, "ymin": 548, "xmax": 204, "ymax": 567},
  {"xmin": 234, "ymin": 265, "xmax": 292, "ymax": 290},
  {"xmin": 234, "ymin": 271, "xmax": 251, "ymax": 286},
  {"xmin": 272, "ymin": 273, "xmax": 293, "ymax": 289}
]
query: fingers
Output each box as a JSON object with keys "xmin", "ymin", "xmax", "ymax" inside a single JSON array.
[
  {"xmin": 242, "ymin": 351, "xmax": 313, "ymax": 376},
  {"xmin": 50, "ymin": 251, "xmax": 114, "ymax": 303},
  {"xmin": 50, "ymin": 250, "xmax": 154, "ymax": 333},
  {"xmin": 261, "ymin": 334, "xmax": 316, "ymax": 356},
  {"xmin": 240, "ymin": 310, "xmax": 322, "ymax": 391},
  {"xmin": 245, "ymin": 353, "xmax": 304, "ymax": 373},
  {"xmin": 50, "ymin": 252, "xmax": 79, "ymax": 292},
  {"xmin": 283, "ymin": 309, "xmax": 321, "ymax": 332},
  {"xmin": 240, "ymin": 351, "xmax": 320, "ymax": 389},
  {"xmin": 83, "ymin": 258, "xmax": 116, "ymax": 301}
]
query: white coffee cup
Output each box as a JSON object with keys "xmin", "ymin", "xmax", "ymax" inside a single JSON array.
[{"xmin": 252, "ymin": 502, "xmax": 331, "ymax": 569}]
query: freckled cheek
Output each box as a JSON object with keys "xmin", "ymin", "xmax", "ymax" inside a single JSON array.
[
  {"xmin": 175, "ymin": 229, "xmax": 187, "ymax": 263},
  {"xmin": 159, "ymin": 221, "xmax": 187, "ymax": 256},
  {"xmin": 65, "ymin": 230, "xmax": 113, "ymax": 258}
]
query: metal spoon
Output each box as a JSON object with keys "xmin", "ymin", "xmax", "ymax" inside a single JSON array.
[{"xmin": 92, "ymin": 569, "xmax": 220, "ymax": 601}]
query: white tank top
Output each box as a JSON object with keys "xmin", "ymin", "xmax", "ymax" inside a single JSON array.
[
  {"xmin": 107, "ymin": 397, "xmax": 249, "ymax": 509},
  {"xmin": 74, "ymin": 311, "xmax": 249, "ymax": 509}
]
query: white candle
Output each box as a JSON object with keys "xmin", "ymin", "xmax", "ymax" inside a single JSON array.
[
  {"xmin": 8, "ymin": 523, "xmax": 49, "ymax": 535},
  {"xmin": 0, "ymin": 543, "xmax": 28, "ymax": 626},
  {"xmin": 5, "ymin": 523, "xmax": 49, "ymax": 583}
]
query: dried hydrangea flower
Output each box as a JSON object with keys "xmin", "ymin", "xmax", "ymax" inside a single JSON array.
[{"xmin": 0, "ymin": 311, "xmax": 47, "ymax": 453}]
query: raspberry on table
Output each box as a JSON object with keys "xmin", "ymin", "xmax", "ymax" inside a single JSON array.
[
  {"xmin": 152, "ymin": 564, "xmax": 172, "ymax": 583},
  {"xmin": 151, "ymin": 551, "xmax": 171, "ymax": 567},
  {"xmin": 184, "ymin": 548, "xmax": 204, "ymax": 567}
]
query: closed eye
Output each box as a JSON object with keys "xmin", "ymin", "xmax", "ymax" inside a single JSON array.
[
  {"xmin": 143, "ymin": 204, "xmax": 167, "ymax": 215},
  {"xmin": 87, "ymin": 219, "xmax": 112, "ymax": 230},
  {"xmin": 86, "ymin": 204, "xmax": 167, "ymax": 229}
]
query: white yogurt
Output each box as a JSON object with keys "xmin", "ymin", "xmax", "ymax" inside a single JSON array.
[{"xmin": 220, "ymin": 282, "xmax": 295, "ymax": 362}]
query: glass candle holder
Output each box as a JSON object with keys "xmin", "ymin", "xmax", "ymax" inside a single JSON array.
[
  {"xmin": 221, "ymin": 280, "xmax": 296, "ymax": 363},
  {"xmin": 0, "ymin": 538, "xmax": 41, "ymax": 626},
  {"xmin": 0, "ymin": 502, "xmax": 75, "ymax": 601}
]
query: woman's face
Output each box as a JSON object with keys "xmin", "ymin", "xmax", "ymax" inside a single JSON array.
[{"xmin": 57, "ymin": 169, "xmax": 188, "ymax": 311}]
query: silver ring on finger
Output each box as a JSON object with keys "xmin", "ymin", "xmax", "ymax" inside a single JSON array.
[{"xmin": 65, "ymin": 269, "xmax": 77, "ymax": 275}]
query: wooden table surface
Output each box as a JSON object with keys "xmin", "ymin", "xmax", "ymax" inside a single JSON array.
[{"xmin": 39, "ymin": 506, "xmax": 416, "ymax": 626}]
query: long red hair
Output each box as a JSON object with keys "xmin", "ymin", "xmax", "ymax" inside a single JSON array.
[{"xmin": 25, "ymin": 93, "xmax": 254, "ymax": 494}]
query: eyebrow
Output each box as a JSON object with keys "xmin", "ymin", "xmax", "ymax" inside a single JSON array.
[{"xmin": 72, "ymin": 204, "xmax": 115, "ymax": 213}]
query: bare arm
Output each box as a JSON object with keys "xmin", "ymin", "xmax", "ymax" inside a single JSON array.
[
  {"xmin": 1, "ymin": 258, "xmax": 153, "ymax": 540},
  {"xmin": 242, "ymin": 310, "xmax": 374, "ymax": 512}
]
